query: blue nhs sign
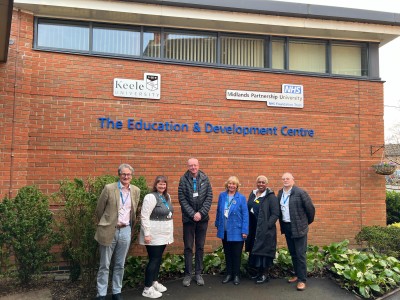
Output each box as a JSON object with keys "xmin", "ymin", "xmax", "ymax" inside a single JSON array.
[{"xmin": 282, "ymin": 84, "xmax": 303, "ymax": 95}]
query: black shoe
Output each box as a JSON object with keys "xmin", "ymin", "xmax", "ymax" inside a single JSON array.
[
  {"xmin": 112, "ymin": 293, "xmax": 123, "ymax": 300},
  {"xmin": 222, "ymin": 275, "xmax": 233, "ymax": 284},
  {"xmin": 233, "ymin": 276, "xmax": 240, "ymax": 285},
  {"xmin": 256, "ymin": 274, "xmax": 269, "ymax": 284}
]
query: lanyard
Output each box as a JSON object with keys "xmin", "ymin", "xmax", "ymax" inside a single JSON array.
[
  {"xmin": 226, "ymin": 194, "xmax": 235, "ymax": 210},
  {"xmin": 282, "ymin": 194, "xmax": 289, "ymax": 205},
  {"xmin": 118, "ymin": 181, "xmax": 130, "ymax": 206},
  {"xmin": 159, "ymin": 194, "xmax": 170, "ymax": 210},
  {"xmin": 193, "ymin": 178, "xmax": 197, "ymax": 192}
]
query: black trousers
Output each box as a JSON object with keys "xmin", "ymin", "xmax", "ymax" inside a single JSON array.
[
  {"xmin": 222, "ymin": 233, "xmax": 244, "ymax": 277},
  {"xmin": 281, "ymin": 222, "xmax": 308, "ymax": 282},
  {"xmin": 183, "ymin": 220, "xmax": 209, "ymax": 275},
  {"xmin": 144, "ymin": 245, "xmax": 166, "ymax": 287}
]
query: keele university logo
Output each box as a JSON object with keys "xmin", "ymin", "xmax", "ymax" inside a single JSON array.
[{"xmin": 114, "ymin": 73, "xmax": 161, "ymax": 99}]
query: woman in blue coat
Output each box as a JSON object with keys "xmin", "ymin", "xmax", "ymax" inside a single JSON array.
[{"xmin": 215, "ymin": 176, "xmax": 249, "ymax": 285}]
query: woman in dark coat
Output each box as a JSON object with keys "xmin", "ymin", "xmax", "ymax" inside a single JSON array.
[{"xmin": 245, "ymin": 175, "xmax": 280, "ymax": 284}]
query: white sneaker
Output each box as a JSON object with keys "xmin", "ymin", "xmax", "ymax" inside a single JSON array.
[
  {"xmin": 142, "ymin": 286, "xmax": 162, "ymax": 298},
  {"xmin": 152, "ymin": 281, "xmax": 167, "ymax": 293}
]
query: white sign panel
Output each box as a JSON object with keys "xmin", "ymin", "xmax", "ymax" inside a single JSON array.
[
  {"xmin": 114, "ymin": 73, "xmax": 161, "ymax": 99},
  {"xmin": 226, "ymin": 84, "xmax": 304, "ymax": 108}
]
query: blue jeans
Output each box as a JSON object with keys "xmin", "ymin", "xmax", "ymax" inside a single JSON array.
[{"xmin": 97, "ymin": 226, "xmax": 131, "ymax": 296}]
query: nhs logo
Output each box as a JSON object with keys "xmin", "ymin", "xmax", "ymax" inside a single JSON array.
[{"xmin": 282, "ymin": 84, "xmax": 303, "ymax": 95}]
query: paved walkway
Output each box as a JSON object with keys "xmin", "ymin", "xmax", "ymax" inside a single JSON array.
[
  {"xmin": 1, "ymin": 275, "xmax": 399, "ymax": 299},
  {"xmin": 120, "ymin": 275, "xmax": 361, "ymax": 300}
]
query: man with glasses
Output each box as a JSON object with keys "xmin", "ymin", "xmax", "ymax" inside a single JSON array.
[
  {"xmin": 178, "ymin": 158, "xmax": 213, "ymax": 287},
  {"xmin": 277, "ymin": 172, "xmax": 315, "ymax": 292},
  {"xmin": 95, "ymin": 163, "xmax": 140, "ymax": 300}
]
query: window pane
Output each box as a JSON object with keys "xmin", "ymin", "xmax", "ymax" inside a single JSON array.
[
  {"xmin": 93, "ymin": 26, "xmax": 140, "ymax": 56},
  {"xmin": 143, "ymin": 30, "xmax": 161, "ymax": 58},
  {"xmin": 272, "ymin": 39, "xmax": 285, "ymax": 69},
  {"xmin": 289, "ymin": 40, "xmax": 326, "ymax": 73},
  {"xmin": 164, "ymin": 32, "xmax": 216, "ymax": 63},
  {"xmin": 37, "ymin": 21, "xmax": 89, "ymax": 51},
  {"xmin": 220, "ymin": 36, "xmax": 264, "ymax": 67},
  {"xmin": 332, "ymin": 44, "xmax": 367, "ymax": 76}
]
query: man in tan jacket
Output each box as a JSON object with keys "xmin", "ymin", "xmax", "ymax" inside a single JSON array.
[{"xmin": 95, "ymin": 163, "xmax": 140, "ymax": 300}]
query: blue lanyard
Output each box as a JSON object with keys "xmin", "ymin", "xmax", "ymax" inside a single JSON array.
[
  {"xmin": 193, "ymin": 178, "xmax": 197, "ymax": 192},
  {"xmin": 159, "ymin": 194, "xmax": 170, "ymax": 210},
  {"xmin": 226, "ymin": 194, "xmax": 235, "ymax": 210},
  {"xmin": 282, "ymin": 194, "xmax": 289, "ymax": 205},
  {"xmin": 118, "ymin": 181, "xmax": 130, "ymax": 206}
]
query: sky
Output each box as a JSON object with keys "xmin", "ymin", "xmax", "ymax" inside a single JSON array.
[{"xmin": 275, "ymin": 0, "xmax": 400, "ymax": 140}]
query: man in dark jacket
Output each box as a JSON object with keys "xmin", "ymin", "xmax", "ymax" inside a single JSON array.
[
  {"xmin": 278, "ymin": 172, "xmax": 315, "ymax": 292},
  {"xmin": 178, "ymin": 158, "xmax": 213, "ymax": 287}
]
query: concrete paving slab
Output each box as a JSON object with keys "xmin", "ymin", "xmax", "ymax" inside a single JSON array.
[{"xmin": 0, "ymin": 289, "xmax": 52, "ymax": 300}]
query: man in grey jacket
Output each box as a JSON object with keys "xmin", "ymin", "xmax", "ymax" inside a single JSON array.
[
  {"xmin": 278, "ymin": 172, "xmax": 315, "ymax": 292},
  {"xmin": 178, "ymin": 158, "xmax": 213, "ymax": 287}
]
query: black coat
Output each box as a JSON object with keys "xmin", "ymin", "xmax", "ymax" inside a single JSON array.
[
  {"xmin": 178, "ymin": 170, "xmax": 213, "ymax": 223},
  {"xmin": 245, "ymin": 189, "xmax": 279, "ymax": 258},
  {"xmin": 277, "ymin": 185, "xmax": 315, "ymax": 238}
]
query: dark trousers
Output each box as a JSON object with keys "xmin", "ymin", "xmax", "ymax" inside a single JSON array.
[
  {"xmin": 222, "ymin": 233, "xmax": 244, "ymax": 277},
  {"xmin": 144, "ymin": 245, "xmax": 166, "ymax": 287},
  {"xmin": 281, "ymin": 222, "xmax": 308, "ymax": 282},
  {"xmin": 183, "ymin": 220, "xmax": 208, "ymax": 275}
]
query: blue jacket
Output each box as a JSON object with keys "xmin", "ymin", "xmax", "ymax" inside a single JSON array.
[{"xmin": 215, "ymin": 191, "xmax": 249, "ymax": 241}]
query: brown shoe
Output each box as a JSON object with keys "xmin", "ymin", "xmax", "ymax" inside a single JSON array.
[
  {"xmin": 297, "ymin": 282, "xmax": 306, "ymax": 291},
  {"xmin": 287, "ymin": 276, "xmax": 298, "ymax": 283}
]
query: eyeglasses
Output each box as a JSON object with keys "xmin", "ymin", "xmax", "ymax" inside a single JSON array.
[{"xmin": 120, "ymin": 173, "xmax": 132, "ymax": 177}]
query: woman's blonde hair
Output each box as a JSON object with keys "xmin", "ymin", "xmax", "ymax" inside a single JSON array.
[{"xmin": 224, "ymin": 176, "xmax": 240, "ymax": 191}]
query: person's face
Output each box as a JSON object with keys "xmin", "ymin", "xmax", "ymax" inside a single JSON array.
[
  {"xmin": 256, "ymin": 178, "xmax": 267, "ymax": 192},
  {"xmin": 156, "ymin": 181, "xmax": 167, "ymax": 194},
  {"xmin": 187, "ymin": 159, "xmax": 199, "ymax": 177},
  {"xmin": 282, "ymin": 173, "xmax": 294, "ymax": 189},
  {"xmin": 119, "ymin": 167, "xmax": 133, "ymax": 187},
  {"xmin": 227, "ymin": 181, "xmax": 238, "ymax": 194}
]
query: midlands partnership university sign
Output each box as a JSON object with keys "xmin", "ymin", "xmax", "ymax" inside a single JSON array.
[{"xmin": 227, "ymin": 84, "xmax": 304, "ymax": 108}]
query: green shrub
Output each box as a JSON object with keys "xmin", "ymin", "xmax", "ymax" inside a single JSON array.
[
  {"xmin": 386, "ymin": 190, "xmax": 400, "ymax": 225},
  {"xmin": 389, "ymin": 222, "xmax": 400, "ymax": 228},
  {"xmin": 0, "ymin": 186, "xmax": 58, "ymax": 283},
  {"xmin": 57, "ymin": 175, "xmax": 149, "ymax": 291},
  {"xmin": 324, "ymin": 240, "xmax": 400, "ymax": 299},
  {"xmin": 355, "ymin": 226, "xmax": 400, "ymax": 258}
]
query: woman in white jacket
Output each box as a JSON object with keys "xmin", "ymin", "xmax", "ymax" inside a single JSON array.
[{"xmin": 140, "ymin": 175, "xmax": 174, "ymax": 299}]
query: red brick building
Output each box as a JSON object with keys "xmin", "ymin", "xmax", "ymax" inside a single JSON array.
[{"xmin": 1, "ymin": 0, "xmax": 399, "ymax": 254}]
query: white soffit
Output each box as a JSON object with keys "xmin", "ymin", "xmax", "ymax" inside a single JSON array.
[{"xmin": 13, "ymin": 0, "xmax": 400, "ymax": 44}]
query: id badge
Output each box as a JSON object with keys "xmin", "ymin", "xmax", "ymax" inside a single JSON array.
[
  {"xmin": 193, "ymin": 192, "xmax": 199, "ymax": 197},
  {"xmin": 224, "ymin": 209, "xmax": 229, "ymax": 218}
]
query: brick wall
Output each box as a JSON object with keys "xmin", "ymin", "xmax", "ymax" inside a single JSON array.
[{"xmin": 0, "ymin": 11, "xmax": 386, "ymax": 256}]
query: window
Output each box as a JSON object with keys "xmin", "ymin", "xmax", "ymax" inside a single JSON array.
[
  {"xmin": 93, "ymin": 25, "xmax": 140, "ymax": 56},
  {"xmin": 332, "ymin": 43, "xmax": 367, "ymax": 76},
  {"xmin": 220, "ymin": 36, "xmax": 264, "ymax": 67},
  {"xmin": 271, "ymin": 38, "xmax": 285, "ymax": 69},
  {"xmin": 164, "ymin": 31, "xmax": 216, "ymax": 63},
  {"xmin": 289, "ymin": 40, "xmax": 326, "ymax": 73},
  {"xmin": 37, "ymin": 20, "xmax": 89, "ymax": 51},
  {"xmin": 34, "ymin": 18, "xmax": 376, "ymax": 78},
  {"xmin": 143, "ymin": 29, "xmax": 162, "ymax": 58}
]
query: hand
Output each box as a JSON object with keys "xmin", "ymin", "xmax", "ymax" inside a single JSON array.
[
  {"xmin": 242, "ymin": 234, "xmax": 247, "ymax": 239},
  {"xmin": 193, "ymin": 212, "xmax": 202, "ymax": 222},
  {"xmin": 144, "ymin": 235, "xmax": 152, "ymax": 244}
]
